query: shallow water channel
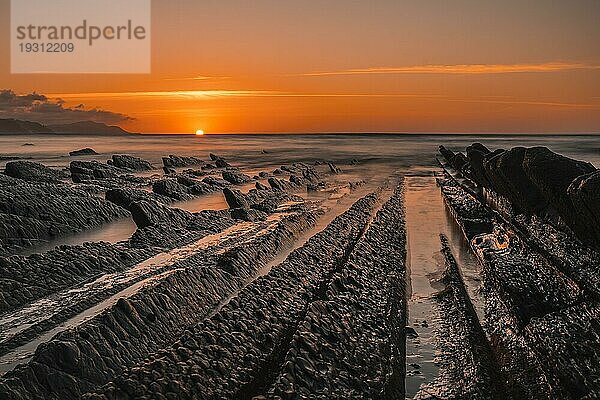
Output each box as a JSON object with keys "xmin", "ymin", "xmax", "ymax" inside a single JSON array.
[{"xmin": 404, "ymin": 174, "xmax": 483, "ymax": 399}]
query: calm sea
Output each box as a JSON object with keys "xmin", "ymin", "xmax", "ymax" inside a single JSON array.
[{"xmin": 1, "ymin": 134, "xmax": 599, "ymax": 170}]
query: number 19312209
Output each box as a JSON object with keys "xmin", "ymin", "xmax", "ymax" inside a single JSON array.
[{"xmin": 19, "ymin": 42, "xmax": 75, "ymax": 53}]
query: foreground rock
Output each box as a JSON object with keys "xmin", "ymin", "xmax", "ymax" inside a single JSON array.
[
  {"xmin": 83, "ymin": 193, "xmax": 380, "ymax": 399},
  {"xmin": 4, "ymin": 161, "xmax": 65, "ymax": 183},
  {"xmin": 222, "ymin": 187, "xmax": 303, "ymax": 219},
  {"xmin": 568, "ymin": 170, "xmax": 600, "ymax": 246},
  {"xmin": 439, "ymin": 176, "xmax": 599, "ymax": 399},
  {"xmin": 69, "ymin": 148, "xmax": 98, "ymax": 156},
  {"xmin": 415, "ymin": 235, "xmax": 509, "ymax": 399},
  {"xmin": 105, "ymin": 188, "xmax": 173, "ymax": 209},
  {"xmin": 268, "ymin": 184, "xmax": 407, "ymax": 398},
  {"xmin": 440, "ymin": 144, "xmax": 600, "ymax": 249},
  {"xmin": 0, "ymin": 205, "xmax": 321, "ymax": 399},
  {"xmin": 108, "ymin": 154, "xmax": 153, "ymax": 171},
  {"xmin": 0, "ymin": 242, "xmax": 150, "ymax": 315},
  {"xmin": 0, "ymin": 175, "xmax": 130, "ymax": 255},
  {"xmin": 209, "ymin": 153, "xmax": 231, "ymax": 168},
  {"xmin": 152, "ymin": 176, "xmax": 220, "ymax": 201},
  {"xmin": 162, "ymin": 155, "xmax": 204, "ymax": 168},
  {"xmin": 69, "ymin": 160, "xmax": 147, "ymax": 188},
  {"xmin": 129, "ymin": 200, "xmax": 196, "ymax": 229},
  {"xmin": 222, "ymin": 170, "xmax": 252, "ymax": 185}
]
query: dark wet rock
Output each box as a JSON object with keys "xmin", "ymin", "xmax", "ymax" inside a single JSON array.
[
  {"xmin": 128, "ymin": 209, "xmax": 234, "ymax": 250},
  {"xmin": 0, "ymin": 180, "xmax": 129, "ymax": 255},
  {"xmin": 483, "ymin": 147, "xmax": 549, "ymax": 215},
  {"xmin": 268, "ymin": 177, "xmax": 294, "ymax": 191},
  {"xmin": 0, "ymin": 212, "xmax": 63, "ymax": 252},
  {"xmin": 442, "ymin": 178, "xmax": 581, "ymax": 325},
  {"xmin": 268, "ymin": 186, "xmax": 407, "ymax": 399},
  {"xmin": 439, "ymin": 145, "xmax": 456, "ymax": 163},
  {"xmin": 524, "ymin": 302, "xmax": 600, "ymax": 399},
  {"xmin": 327, "ymin": 162, "xmax": 342, "ymax": 174},
  {"xmin": 222, "ymin": 170, "xmax": 252, "ymax": 185},
  {"xmin": 258, "ymin": 171, "xmax": 270, "ymax": 178},
  {"xmin": 222, "ymin": 188, "xmax": 249, "ymax": 209},
  {"xmin": 439, "ymin": 176, "xmax": 592, "ymax": 399},
  {"xmin": 0, "ymin": 174, "xmax": 18, "ymax": 185},
  {"xmin": 152, "ymin": 179, "xmax": 195, "ymax": 201},
  {"xmin": 349, "ymin": 180, "xmax": 365, "ymax": 190},
  {"xmin": 417, "ymin": 235, "xmax": 510, "ymax": 399},
  {"xmin": 568, "ymin": 170, "xmax": 600, "ymax": 247},
  {"xmin": 201, "ymin": 176, "xmax": 229, "ymax": 187},
  {"xmin": 209, "ymin": 153, "xmax": 231, "ymax": 168},
  {"xmin": 4, "ymin": 161, "xmax": 65, "ymax": 183},
  {"xmin": 405, "ymin": 326, "xmax": 418, "ymax": 338},
  {"xmin": 289, "ymin": 174, "xmax": 305, "ymax": 186},
  {"xmin": 452, "ymin": 152, "xmax": 468, "ymax": 171},
  {"xmin": 201, "ymin": 163, "xmax": 216, "ymax": 170},
  {"xmin": 163, "ymin": 167, "xmax": 176, "ymax": 175},
  {"xmin": 109, "ymin": 154, "xmax": 153, "ymax": 171},
  {"xmin": 69, "ymin": 161, "xmax": 127, "ymax": 184},
  {"xmin": 446, "ymin": 144, "xmax": 600, "ymax": 249},
  {"xmin": 464, "ymin": 143, "xmax": 492, "ymax": 187},
  {"xmin": 0, "ymin": 242, "xmax": 149, "ymax": 314},
  {"xmin": 1, "ymin": 208, "xmax": 319, "ymax": 400},
  {"xmin": 286, "ymin": 164, "xmax": 321, "ymax": 184},
  {"xmin": 22, "ymin": 143, "xmax": 34, "ymax": 146},
  {"xmin": 106, "ymin": 188, "xmax": 173, "ymax": 209},
  {"xmin": 272, "ymin": 168, "xmax": 283, "ymax": 175},
  {"xmin": 83, "ymin": 194, "xmax": 378, "ymax": 400},
  {"xmin": 92, "ymin": 169, "xmax": 117, "ymax": 180},
  {"xmin": 182, "ymin": 168, "xmax": 209, "ymax": 177},
  {"xmin": 162, "ymin": 155, "xmax": 204, "ymax": 168},
  {"xmin": 214, "ymin": 159, "xmax": 230, "ymax": 168},
  {"xmin": 230, "ymin": 208, "xmax": 268, "ymax": 222},
  {"xmin": 250, "ymin": 193, "xmax": 303, "ymax": 214},
  {"xmin": 255, "ymin": 182, "xmax": 270, "ymax": 191},
  {"xmin": 69, "ymin": 148, "xmax": 98, "ymax": 156},
  {"xmin": 523, "ymin": 147, "xmax": 595, "ymax": 239},
  {"xmin": 129, "ymin": 200, "xmax": 193, "ymax": 229},
  {"xmin": 515, "ymin": 214, "xmax": 600, "ymax": 298},
  {"xmin": 439, "ymin": 145, "xmax": 468, "ymax": 171},
  {"xmin": 175, "ymin": 176, "xmax": 216, "ymax": 195},
  {"xmin": 70, "ymin": 160, "xmax": 121, "ymax": 176}
]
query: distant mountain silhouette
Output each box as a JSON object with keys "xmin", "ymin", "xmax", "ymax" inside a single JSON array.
[
  {"xmin": 0, "ymin": 118, "xmax": 53, "ymax": 134},
  {"xmin": 0, "ymin": 118, "xmax": 135, "ymax": 135},
  {"xmin": 49, "ymin": 121, "xmax": 135, "ymax": 135}
]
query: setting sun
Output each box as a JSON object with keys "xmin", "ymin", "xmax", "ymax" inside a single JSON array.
[{"xmin": 195, "ymin": 130, "xmax": 205, "ymax": 136}]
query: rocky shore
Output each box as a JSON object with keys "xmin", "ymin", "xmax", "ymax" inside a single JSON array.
[
  {"xmin": 1, "ymin": 142, "xmax": 599, "ymax": 399},
  {"xmin": 83, "ymin": 190, "xmax": 399, "ymax": 399},
  {"xmin": 438, "ymin": 144, "xmax": 600, "ymax": 399},
  {"xmin": 439, "ymin": 143, "xmax": 600, "ymax": 249}
]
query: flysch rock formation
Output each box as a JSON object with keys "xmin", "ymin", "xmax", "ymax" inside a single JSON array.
[
  {"xmin": 82, "ymin": 191, "xmax": 396, "ymax": 399},
  {"xmin": 4, "ymin": 141, "xmax": 599, "ymax": 400},
  {"xmin": 439, "ymin": 144, "xmax": 600, "ymax": 249},
  {"xmin": 439, "ymin": 174, "xmax": 600, "ymax": 399}
]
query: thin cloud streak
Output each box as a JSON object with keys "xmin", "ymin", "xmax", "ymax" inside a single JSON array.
[
  {"xmin": 49, "ymin": 90, "xmax": 277, "ymax": 99},
  {"xmin": 47, "ymin": 90, "xmax": 600, "ymax": 110},
  {"xmin": 302, "ymin": 62, "xmax": 600, "ymax": 76},
  {"xmin": 163, "ymin": 76, "xmax": 231, "ymax": 81}
]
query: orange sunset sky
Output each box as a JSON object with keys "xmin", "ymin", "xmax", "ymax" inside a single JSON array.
[{"xmin": 1, "ymin": 0, "xmax": 599, "ymax": 134}]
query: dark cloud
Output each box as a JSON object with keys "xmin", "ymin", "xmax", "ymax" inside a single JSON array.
[{"xmin": 0, "ymin": 89, "xmax": 132, "ymax": 125}]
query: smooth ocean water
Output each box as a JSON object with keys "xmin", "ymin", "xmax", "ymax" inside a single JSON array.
[{"xmin": 1, "ymin": 134, "xmax": 599, "ymax": 171}]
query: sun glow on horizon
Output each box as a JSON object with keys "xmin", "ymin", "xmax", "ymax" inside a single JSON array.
[{"xmin": 195, "ymin": 130, "xmax": 205, "ymax": 136}]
